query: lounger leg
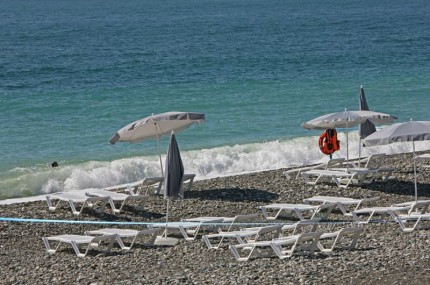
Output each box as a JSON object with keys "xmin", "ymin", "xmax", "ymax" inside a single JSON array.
[
  {"xmin": 46, "ymin": 196, "xmax": 62, "ymax": 212},
  {"xmin": 278, "ymin": 242, "xmax": 296, "ymax": 259},
  {"xmin": 70, "ymin": 241, "xmax": 87, "ymax": 257},
  {"xmin": 229, "ymin": 245, "xmax": 244, "ymax": 261},
  {"xmin": 178, "ymin": 226, "xmax": 192, "ymax": 241},
  {"xmin": 349, "ymin": 233, "xmax": 360, "ymax": 249},
  {"xmin": 107, "ymin": 199, "xmax": 120, "ymax": 214},
  {"xmin": 261, "ymin": 207, "xmax": 277, "ymax": 220},
  {"xmin": 293, "ymin": 209, "xmax": 305, "ymax": 221},
  {"xmin": 46, "ymin": 196, "xmax": 54, "ymax": 211},
  {"xmin": 68, "ymin": 200, "xmax": 81, "ymax": 216},
  {"xmin": 42, "ymin": 237, "xmax": 57, "ymax": 254}
]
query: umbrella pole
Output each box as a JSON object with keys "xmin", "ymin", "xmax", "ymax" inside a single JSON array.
[
  {"xmin": 413, "ymin": 141, "xmax": 417, "ymax": 202},
  {"xmin": 346, "ymin": 131, "xmax": 349, "ymax": 170},
  {"xmin": 358, "ymin": 138, "xmax": 362, "ymax": 168},
  {"xmin": 164, "ymin": 198, "xmax": 170, "ymax": 237},
  {"xmin": 153, "ymin": 122, "xmax": 164, "ymax": 177}
]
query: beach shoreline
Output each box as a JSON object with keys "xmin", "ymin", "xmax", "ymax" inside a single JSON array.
[{"xmin": 1, "ymin": 152, "xmax": 430, "ymax": 284}]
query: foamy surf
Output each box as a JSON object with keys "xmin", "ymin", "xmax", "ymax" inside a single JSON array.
[{"xmin": 1, "ymin": 132, "xmax": 429, "ymax": 202}]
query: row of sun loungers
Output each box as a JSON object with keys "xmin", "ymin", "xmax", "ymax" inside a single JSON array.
[
  {"xmin": 260, "ymin": 196, "xmax": 430, "ymax": 232},
  {"xmin": 45, "ymin": 174, "xmax": 196, "ymax": 215},
  {"xmin": 284, "ymin": 154, "xmax": 395, "ymax": 188},
  {"xmin": 42, "ymin": 196, "xmax": 430, "ymax": 259},
  {"xmin": 41, "ymin": 176, "xmax": 430, "ymax": 260}
]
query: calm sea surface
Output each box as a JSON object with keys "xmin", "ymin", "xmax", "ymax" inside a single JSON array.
[{"xmin": 1, "ymin": 0, "xmax": 429, "ymax": 198}]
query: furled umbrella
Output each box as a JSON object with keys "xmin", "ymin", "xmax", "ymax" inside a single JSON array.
[
  {"xmin": 158, "ymin": 132, "xmax": 184, "ymax": 243},
  {"xmin": 358, "ymin": 85, "xmax": 377, "ymax": 165},
  {"xmin": 302, "ymin": 110, "xmax": 397, "ymax": 166},
  {"xmin": 109, "ymin": 111, "xmax": 205, "ymax": 176},
  {"xmin": 363, "ymin": 120, "xmax": 430, "ymax": 201},
  {"xmin": 358, "ymin": 86, "xmax": 377, "ymax": 138}
]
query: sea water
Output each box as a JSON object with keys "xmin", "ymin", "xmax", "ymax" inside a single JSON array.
[{"xmin": 1, "ymin": 0, "xmax": 430, "ymax": 199}]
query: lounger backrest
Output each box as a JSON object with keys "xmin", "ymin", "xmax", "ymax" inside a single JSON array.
[
  {"xmin": 364, "ymin": 153, "xmax": 386, "ymax": 169},
  {"xmin": 255, "ymin": 225, "xmax": 282, "ymax": 240},
  {"xmin": 224, "ymin": 214, "xmax": 259, "ymax": 232},
  {"xmin": 326, "ymin": 158, "xmax": 346, "ymax": 169},
  {"xmin": 293, "ymin": 219, "xmax": 320, "ymax": 234},
  {"xmin": 296, "ymin": 232, "xmax": 323, "ymax": 254},
  {"xmin": 339, "ymin": 227, "xmax": 365, "ymax": 236}
]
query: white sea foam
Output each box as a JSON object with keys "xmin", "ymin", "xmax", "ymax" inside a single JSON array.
[{"xmin": 1, "ymin": 131, "xmax": 429, "ymax": 203}]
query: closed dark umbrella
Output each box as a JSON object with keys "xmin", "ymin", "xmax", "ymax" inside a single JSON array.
[
  {"xmin": 358, "ymin": 85, "xmax": 377, "ymax": 165},
  {"xmin": 359, "ymin": 85, "xmax": 377, "ymax": 139},
  {"xmin": 164, "ymin": 133, "xmax": 184, "ymax": 200},
  {"xmin": 162, "ymin": 133, "xmax": 184, "ymax": 238}
]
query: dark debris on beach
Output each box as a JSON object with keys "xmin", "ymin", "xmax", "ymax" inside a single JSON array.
[{"xmin": 1, "ymin": 153, "xmax": 430, "ymax": 284}]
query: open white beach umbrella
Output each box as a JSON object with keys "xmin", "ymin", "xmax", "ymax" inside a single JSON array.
[
  {"xmin": 363, "ymin": 120, "xmax": 430, "ymax": 201},
  {"xmin": 302, "ymin": 110, "xmax": 397, "ymax": 164},
  {"xmin": 109, "ymin": 111, "xmax": 205, "ymax": 176},
  {"xmin": 358, "ymin": 86, "xmax": 377, "ymax": 165}
]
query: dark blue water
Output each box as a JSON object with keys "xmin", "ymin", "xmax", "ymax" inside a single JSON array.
[{"xmin": 1, "ymin": 0, "xmax": 429, "ymax": 198}]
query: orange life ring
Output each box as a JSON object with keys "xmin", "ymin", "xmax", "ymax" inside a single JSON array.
[{"xmin": 319, "ymin": 129, "xmax": 340, "ymax": 155}]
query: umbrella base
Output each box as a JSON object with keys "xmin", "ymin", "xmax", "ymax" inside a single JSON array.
[{"xmin": 154, "ymin": 236, "xmax": 179, "ymax": 246}]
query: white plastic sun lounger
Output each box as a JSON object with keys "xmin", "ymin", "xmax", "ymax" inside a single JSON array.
[
  {"xmin": 351, "ymin": 206, "xmax": 412, "ymax": 224},
  {"xmin": 152, "ymin": 218, "xmax": 224, "ymax": 241},
  {"xmin": 46, "ymin": 192, "xmax": 110, "ymax": 216},
  {"xmin": 303, "ymin": 195, "xmax": 380, "ymax": 217},
  {"xmin": 182, "ymin": 214, "xmax": 260, "ymax": 232},
  {"xmin": 331, "ymin": 154, "xmax": 394, "ymax": 182},
  {"xmin": 42, "ymin": 234, "xmax": 120, "ymax": 257},
  {"xmin": 86, "ymin": 189, "xmax": 148, "ymax": 214},
  {"xmin": 393, "ymin": 200, "xmax": 430, "ymax": 214},
  {"xmin": 259, "ymin": 203, "xmax": 334, "ymax": 221},
  {"xmin": 301, "ymin": 168, "xmax": 377, "ymax": 188},
  {"xmin": 229, "ymin": 232, "xmax": 322, "ymax": 261},
  {"xmin": 85, "ymin": 228, "xmax": 162, "ymax": 250},
  {"xmin": 154, "ymin": 173, "xmax": 196, "ymax": 195},
  {"xmin": 202, "ymin": 225, "xmax": 282, "ymax": 249},
  {"xmin": 283, "ymin": 158, "xmax": 345, "ymax": 180},
  {"xmin": 104, "ymin": 176, "xmax": 164, "ymax": 195}
]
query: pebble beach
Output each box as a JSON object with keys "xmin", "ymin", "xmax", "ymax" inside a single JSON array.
[{"xmin": 1, "ymin": 152, "xmax": 430, "ymax": 285}]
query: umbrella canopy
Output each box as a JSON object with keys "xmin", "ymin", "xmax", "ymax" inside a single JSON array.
[
  {"xmin": 363, "ymin": 120, "xmax": 430, "ymax": 201},
  {"xmin": 363, "ymin": 121, "xmax": 430, "ymax": 146},
  {"xmin": 163, "ymin": 133, "xmax": 184, "ymax": 199},
  {"xmin": 302, "ymin": 110, "xmax": 396, "ymax": 130},
  {"xmin": 109, "ymin": 111, "xmax": 204, "ymax": 176},
  {"xmin": 358, "ymin": 86, "xmax": 377, "ymax": 139},
  {"xmin": 109, "ymin": 111, "xmax": 205, "ymax": 144}
]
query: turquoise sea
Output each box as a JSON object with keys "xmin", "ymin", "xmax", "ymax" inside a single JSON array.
[{"xmin": 1, "ymin": 0, "xmax": 429, "ymax": 199}]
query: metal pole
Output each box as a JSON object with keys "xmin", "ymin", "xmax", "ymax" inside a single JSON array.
[
  {"xmin": 358, "ymin": 138, "xmax": 361, "ymax": 168},
  {"xmin": 164, "ymin": 199, "xmax": 170, "ymax": 237},
  {"xmin": 154, "ymin": 122, "xmax": 164, "ymax": 177},
  {"xmin": 413, "ymin": 141, "xmax": 417, "ymax": 202}
]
